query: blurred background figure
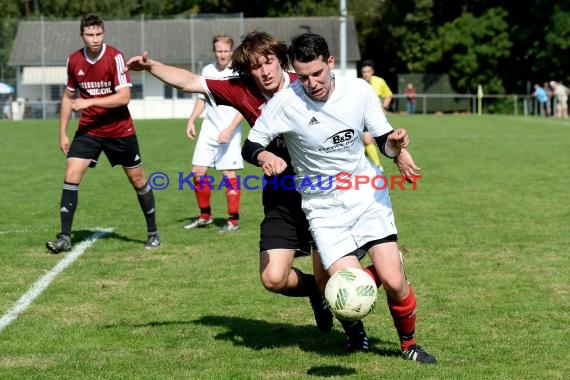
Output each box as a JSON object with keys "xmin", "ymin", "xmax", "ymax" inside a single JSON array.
[
  {"xmin": 405, "ymin": 83, "xmax": 416, "ymax": 115},
  {"xmin": 543, "ymin": 81, "xmax": 553, "ymax": 116},
  {"xmin": 360, "ymin": 59, "xmax": 393, "ymax": 169},
  {"xmin": 532, "ymin": 83, "xmax": 549, "ymax": 116},
  {"xmin": 360, "ymin": 59, "xmax": 392, "ymax": 112},
  {"xmin": 3, "ymin": 95, "xmax": 12, "ymax": 119},
  {"xmin": 550, "ymin": 80, "xmax": 568, "ymax": 119}
]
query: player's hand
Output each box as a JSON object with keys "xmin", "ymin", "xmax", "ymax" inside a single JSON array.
[
  {"xmin": 258, "ymin": 151, "xmax": 287, "ymax": 176},
  {"xmin": 186, "ymin": 122, "xmax": 197, "ymax": 139},
  {"xmin": 394, "ymin": 148, "xmax": 421, "ymax": 183},
  {"xmin": 217, "ymin": 128, "xmax": 232, "ymax": 144},
  {"xmin": 71, "ymin": 98, "xmax": 91, "ymax": 111},
  {"xmin": 59, "ymin": 135, "xmax": 70, "ymax": 156},
  {"xmin": 124, "ymin": 52, "xmax": 150, "ymax": 73},
  {"xmin": 388, "ymin": 128, "xmax": 409, "ymax": 149}
]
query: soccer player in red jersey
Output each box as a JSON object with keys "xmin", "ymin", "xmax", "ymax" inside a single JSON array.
[
  {"xmin": 46, "ymin": 14, "xmax": 160, "ymax": 253},
  {"xmin": 124, "ymin": 31, "xmax": 421, "ymax": 349}
]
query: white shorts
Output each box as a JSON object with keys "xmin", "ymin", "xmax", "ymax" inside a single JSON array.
[
  {"xmin": 301, "ymin": 186, "xmax": 397, "ymax": 270},
  {"xmin": 191, "ymin": 127, "xmax": 244, "ymax": 171}
]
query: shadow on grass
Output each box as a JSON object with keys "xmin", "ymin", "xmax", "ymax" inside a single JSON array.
[
  {"xmin": 73, "ymin": 229, "xmax": 145, "ymax": 246},
  {"xmin": 192, "ymin": 315, "xmax": 402, "ymax": 358},
  {"xmin": 306, "ymin": 365, "xmax": 357, "ymax": 377},
  {"xmin": 175, "ymin": 217, "xmax": 232, "ymax": 229},
  {"xmin": 102, "ymin": 316, "xmax": 401, "ymax": 358},
  {"xmin": 101, "ymin": 316, "xmax": 403, "ymax": 377}
]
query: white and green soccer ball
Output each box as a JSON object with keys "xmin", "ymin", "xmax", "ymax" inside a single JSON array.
[{"xmin": 325, "ymin": 267, "xmax": 377, "ymax": 321}]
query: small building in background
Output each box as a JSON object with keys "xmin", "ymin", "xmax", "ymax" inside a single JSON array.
[{"xmin": 8, "ymin": 16, "xmax": 361, "ymax": 120}]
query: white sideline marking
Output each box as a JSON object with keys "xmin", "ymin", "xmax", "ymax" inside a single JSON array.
[{"xmin": 0, "ymin": 228, "xmax": 112, "ymax": 333}]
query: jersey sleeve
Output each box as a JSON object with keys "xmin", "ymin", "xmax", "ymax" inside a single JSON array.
[
  {"xmin": 378, "ymin": 78, "xmax": 393, "ymax": 97},
  {"xmin": 65, "ymin": 57, "xmax": 77, "ymax": 92},
  {"xmin": 247, "ymin": 95, "xmax": 289, "ymax": 147},
  {"xmin": 247, "ymin": 115, "xmax": 277, "ymax": 147},
  {"xmin": 113, "ymin": 52, "xmax": 132, "ymax": 91},
  {"xmin": 360, "ymin": 80, "xmax": 393, "ymax": 137}
]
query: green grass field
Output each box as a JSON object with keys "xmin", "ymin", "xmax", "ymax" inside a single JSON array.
[{"xmin": 0, "ymin": 115, "xmax": 568, "ymax": 379}]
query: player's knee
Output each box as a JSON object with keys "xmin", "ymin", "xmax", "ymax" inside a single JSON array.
[
  {"xmin": 129, "ymin": 174, "xmax": 147, "ymax": 189},
  {"xmin": 260, "ymin": 270, "xmax": 288, "ymax": 293},
  {"xmin": 381, "ymin": 276, "xmax": 408, "ymax": 300}
]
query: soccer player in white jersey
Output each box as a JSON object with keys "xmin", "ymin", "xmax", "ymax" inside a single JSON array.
[
  {"xmin": 243, "ymin": 33, "xmax": 436, "ymax": 364},
  {"xmin": 125, "ymin": 31, "xmax": 421, "ymax": 351},
  {"xmin": 183, "ymin": 35, "xmax": 244, "ymax": 233}
]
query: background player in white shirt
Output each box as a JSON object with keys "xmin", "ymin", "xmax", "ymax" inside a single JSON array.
[
  {"xmin": 183, "ymin": 35, "xmax": 244, "ymax": 232},
  {"xmin": 243, "ymin": 33, "xmax": 436, "ymax": 364}
]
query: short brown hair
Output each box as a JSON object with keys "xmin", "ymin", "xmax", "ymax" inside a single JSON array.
[
  {"xmin": 212, "ymin": 34, "xmax": 234, "ymax": 50},
  {"xmin": 231, "ymin": 31, "xmax": 289, "ymax": 79},
  {"xmin": 80, "ymin": 14, "xmax": 104, "ymax": 34}
]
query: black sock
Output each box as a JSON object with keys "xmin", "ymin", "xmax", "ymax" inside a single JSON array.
[
  {"xmin": 282, "ymin": 268, "xmax": 320, "ymax": 298},
  {"xmin": 136, "ymin": 183, "xmax": 157, "ymax": 233},
  {"xmin": 60, "ymin": 182, "xmax": 78, "ymax": 236}
]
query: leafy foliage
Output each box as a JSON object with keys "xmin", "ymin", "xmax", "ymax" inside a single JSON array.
[{"xmin": 1, "ymin": 1, "xmax": 570, "ymax": 93}]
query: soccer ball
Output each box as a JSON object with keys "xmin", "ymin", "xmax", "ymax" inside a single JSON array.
[{"xmin": 325, "ymin": 267, "xmax": 377, "ymax": 321}]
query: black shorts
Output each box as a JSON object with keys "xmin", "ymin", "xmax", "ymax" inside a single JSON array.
[
  {"xmin": 67, "ymin": 133, "xmax": 142, "ymax": 168},
  {"xmin": 259, "ymin": 188, "xmax": 313, "ymax": 255}
]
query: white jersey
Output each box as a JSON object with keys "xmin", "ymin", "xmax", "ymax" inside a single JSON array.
[
  {"xmin": 198, "ymin": 63, "xmax": 242, "ymax": 142},
  {"xmin": 249, "ymin": 76, "xmax": 394, "ymax": 197}
]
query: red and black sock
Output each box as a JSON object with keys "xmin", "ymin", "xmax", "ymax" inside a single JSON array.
[
  {"xmin": 226, "ymin": 177, "xmax": 240, "ymax": 225},
  {"xmin": 194, "ymin": 176, "xmax": 212, "ymax": 219},
  {"xmin": 387, "ymin": 285, "xmax": 417, "ymax": 351}
]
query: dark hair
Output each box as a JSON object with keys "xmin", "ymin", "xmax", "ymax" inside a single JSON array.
[
  {"xmin": 231, "ymin": 31, "xmax": 289, "ymax": 78},
  {"xmin": 80, "ymin": 14, "xmax": 104, "ymax": 33},
  {"xmin": 361, "ymin": 59, "xmax": 375, "ymax": 69},
  {"xmin": 288, "ymin": 33, "xmax": 331, "ymax": 64}
]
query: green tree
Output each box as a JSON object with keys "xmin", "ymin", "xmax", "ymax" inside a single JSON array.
[{"xmin": 424, "ymin": 8, "xmax": 512, "ymax": 94}]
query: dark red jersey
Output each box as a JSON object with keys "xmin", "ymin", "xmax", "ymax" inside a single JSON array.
[
  {"xmin": 203, "ymin": 72, "xmax": 297, "ymax": 175},
  {"xmin": 66, "ymin": 44, "xmax": 135, "ymax": 138},
  {"xmin": 203, "ymin": 71, "xmax": 297, "ymax": 127}
]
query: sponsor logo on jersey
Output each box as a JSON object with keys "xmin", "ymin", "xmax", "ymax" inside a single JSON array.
[
  {"xmin": 320, "ymin": 129, "xmax": 357, "ymax": 153},
  {"xmin": 323, "ymin": 129, "xmax": 355, "ymax": 145},
  {"xmin": 77, "ymin": 69, "xmax": 85, "ymax": 76},
  {"xmin": 79, "ymin": 80, "xmax": 113, "ymax": 96},
  {"xmin": 308, "ymin": 116, "xmax": 320, "ymax": 126}
]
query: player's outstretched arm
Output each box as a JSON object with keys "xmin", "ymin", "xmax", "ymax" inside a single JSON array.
[{"xmin": 124, "ymin": 52, "xmax": 205, "ymax": 94}]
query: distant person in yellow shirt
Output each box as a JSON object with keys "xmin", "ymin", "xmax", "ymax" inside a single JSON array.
[{"xmin": 360, "ymin": 59, "xmax": 393, "ymax": 168}]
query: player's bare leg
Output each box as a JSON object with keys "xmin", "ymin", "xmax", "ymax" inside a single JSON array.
[
  {"xmin": 368, "ymin": 242, "xmax": 436, "ymax": 364},
  {"xmin": 260, "ymin": 248, "xmax": 332, "ymax": 332}
]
